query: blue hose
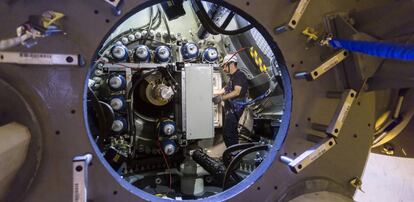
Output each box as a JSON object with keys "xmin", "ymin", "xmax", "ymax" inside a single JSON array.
[
  {"xmin": 329, "ymin": 38, "xmax": 414, "ymax": 61},
  {"xmin": 231, "ymin": 91, "xmax": 270, "ymax": 112}
]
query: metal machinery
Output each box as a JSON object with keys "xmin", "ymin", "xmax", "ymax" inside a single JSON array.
[{"xmin": 0, "ymin": 0, "xmax": 414, "ymax": 201}]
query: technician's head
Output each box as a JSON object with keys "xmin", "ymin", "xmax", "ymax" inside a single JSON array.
[{"xmin": 221, "ymin": 54, "xmax": 238, "ymax": 74}]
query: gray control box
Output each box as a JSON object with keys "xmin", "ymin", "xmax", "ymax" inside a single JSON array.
[{"xmin": 182, "ymin": 64, "xmax": 214, "ymax": 140}]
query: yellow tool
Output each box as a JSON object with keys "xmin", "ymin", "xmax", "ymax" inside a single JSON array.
[
  {"xmin": 249, "ymin": 47, "xmax": 268, "ymax": 72},
  {"xmin": 41, "ymin": 11, "xmax": 65, "ymax": 28},
  {"xmin": 302, "ymin": 27, "xmax": 318, "ymax": 41}
]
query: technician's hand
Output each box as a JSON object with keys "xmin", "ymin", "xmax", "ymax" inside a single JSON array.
[{"xmin": 212, "ymin": 96, "xmax": 222, "ymax": 105}]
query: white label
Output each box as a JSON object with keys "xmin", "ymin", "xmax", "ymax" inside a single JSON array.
[{"xmin": 0, "ymin": 51, "xmax": 78, "ymax": 66}]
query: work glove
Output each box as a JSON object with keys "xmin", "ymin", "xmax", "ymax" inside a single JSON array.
[{"xmin": 212, "ymin": 96, "xmax": 222, "ymax": 105}]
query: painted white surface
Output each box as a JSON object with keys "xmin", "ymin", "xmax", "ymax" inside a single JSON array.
[
  {"xmin": 290, "ymin": 191, "xmax": 352, "ymax": 202},
  {"xmin": 354, "ymin": 153, "xmax": 414, "ymax": 202},
  {"xmin": 0, "ymin": 122, "xmax": 31, "ymax": 199}
]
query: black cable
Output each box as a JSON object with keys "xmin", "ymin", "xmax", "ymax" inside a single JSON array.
[
  {"xmin": 149, "ymin": 7, "xmax": 162, "ymax": 32},
  {"xmin": 220, "ymin": 11, "xmax": 235, "ymax": 29},
  {"xmin": 222, "ymin": 144, "xmax": 269, "ymax": 189},
  {"xmin": 127, "ymin": 69, "xmax": 159, "ymax": 157},
  {"xmin": 160, "ymin": 5, "xmax": 171, "ymax": 42},
  {"xmin": 98, "ymin": 101, "xmax": 115, "ymax": 119},
  {"xmin": 127, "ymin": 69, "xmax": 158, "ymax": 100},
  {"xmin": 191, "ymin": 0, "xmax": 219, "ymax": 35},
  {"xmin": 142, "ymin": 6, "xmax": 161, "ymax": 31},
  {"xmin": 142, "ymin": 6, "xmax": 154, "ymax": 45},
  {"xmin": 191, "ymin": 0, "xmax": 254, "ymax": 35},
  {"xmin": 222, "ymin": 142, "xmax": 256, "ymax": 167},
  {"xmin": 87, "ymin": 87, "xmax": 109, "ymax": 148},
  {"xmin": 98, "ymin": 7, "xmax": 161, "ymax": 55}
]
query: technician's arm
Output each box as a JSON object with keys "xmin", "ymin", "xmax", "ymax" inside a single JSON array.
[
  {"xmin": 214, "ymin": 88, "xmax": 226, "ymax": 96},
  {"xmin": 222, "ymin": 85, "xmax": 242, "ymax": 101}
]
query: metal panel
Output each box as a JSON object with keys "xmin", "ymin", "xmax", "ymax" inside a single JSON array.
[
  {"xmin": 213, "ymin": 72, "xmax": 223, "ymax": 127},
  {"xmin": 184, "ymin": 64, "xmax": 214, "ymax": 140}
]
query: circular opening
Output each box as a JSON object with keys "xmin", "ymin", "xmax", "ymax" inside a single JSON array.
[
  {"xmin": 0, "ymin": 80, "xmax": 44, "ymax": 201},
  {"xmin": 85, "ymin": 0, "xmax": 291, "ymax": 201}
]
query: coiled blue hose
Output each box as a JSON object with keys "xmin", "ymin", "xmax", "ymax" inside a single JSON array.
[{"xmin": 329, "ymin": 38, "xmax": 414, "ymax": 61}]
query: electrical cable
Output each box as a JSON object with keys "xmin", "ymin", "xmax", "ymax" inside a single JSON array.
[
  {"xmin": 192, "ymin": 0, "xmax": 219, "ymax": 35},
  {"xmin": 87, "ymin": 87, "xmax": 110, "ymax": 147},
  {"xmin": 222, "ymin": 144, "xmax": 269, "ymax": 189},
  {"xmin": 156, "ymin": 125, "xmax": 172, "ymax": 195},
  {"xmin": 220, "ymin": 11, "xmax": 235, "ymax": 29},
  {"xmin": 222, "ymin": 143, "xmax": 256, "ymax": 167},
  {"xmin": 127, "ymin": 69, "xmax": 159, "ymax": 156},
  {"xmin": 159, "ymin": 5, "xmax": 171, "ymax": 43},
  {"xmin": 222, "ymin": 47, "xmax": 249, "ymax": 65},
  {"xmin": 220, "ymin": 47, "xmax": 276, "ymax": 111},
  {"xmin": 149, "ymin": 7, "xmax": 163, "ymax": 32},
  {"xmin": 142, "ymin": 6, "xmax": 154, "ymax": 45},
  {"xmin": 156, "ymin": 142, "xmax": 172, "ymax": 195},
  {"xmin": 98, "ymin": 7, "xmax": 161, "ymax": 55},
  {"xmin": 231, "ymin": 89, "xmax": 272, "ymax": 109},
  {"xmin": 191, "ymin": 0, "xmax": 253, "ymax": 35}
]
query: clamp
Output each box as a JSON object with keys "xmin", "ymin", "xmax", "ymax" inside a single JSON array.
[
  {"xmin": 280, "ymin": 89, "xmax": 357, "ymax": 173},
  {"xmin": 302, "ymin": 27, "xmax": 319, "ymax": 42},
  {"xmin": 73, "ymin": 154, "xmax": 93, "ymax": 202},
  {"xmin": 275, "ymin": 0, "xmax": 311, "ymax": 34}
]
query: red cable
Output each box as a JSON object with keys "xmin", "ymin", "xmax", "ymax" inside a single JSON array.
[
  {"xmin": 222, "ymin": 47, "xmax": 250, "ymax": 64},
  {"xmin": 157, "ymin": 140, "xmax": 172, "ymax": 195}
]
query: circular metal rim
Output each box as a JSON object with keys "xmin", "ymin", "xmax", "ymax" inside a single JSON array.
[
  {"xmin": 82, "ymin": 0, "xmax": 292, "ymax": 201},
  {"xmin": 0, "ymin": 79, "xmax": 43, "ymax": 201}
]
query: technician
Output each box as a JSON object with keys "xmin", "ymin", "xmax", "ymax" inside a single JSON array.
[{"xmin": 213, "ymin": 54, "xmax": 248, "ymax": 147}]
